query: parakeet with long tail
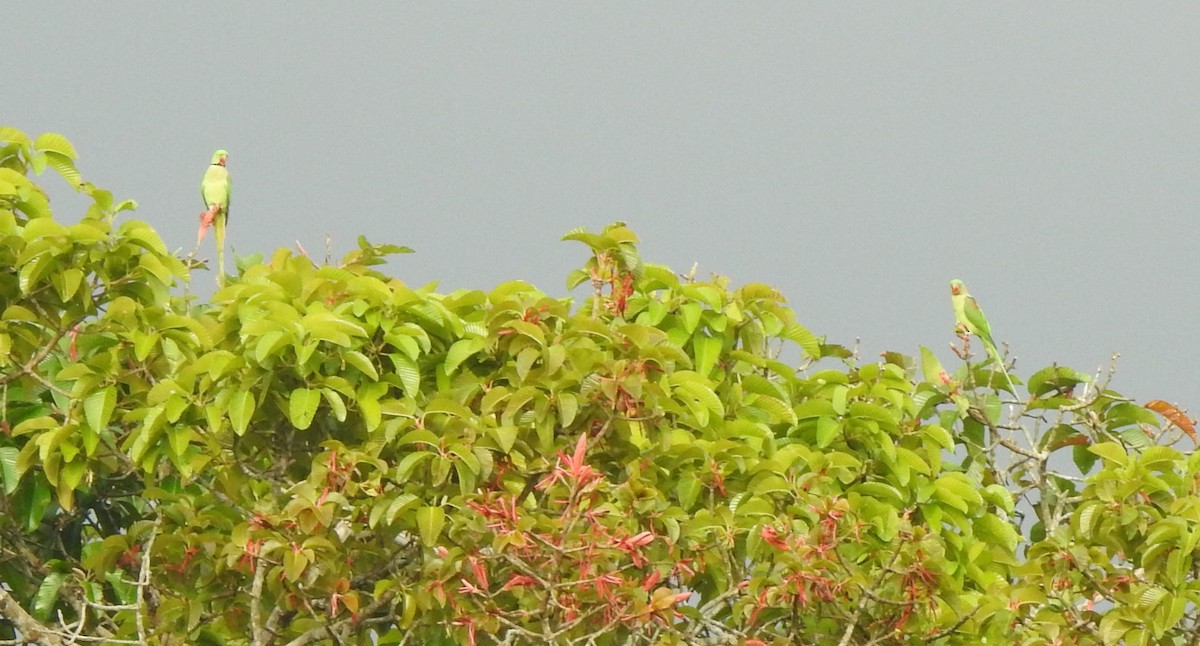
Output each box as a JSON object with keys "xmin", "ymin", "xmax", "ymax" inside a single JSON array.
[
  {"xmin": 950, "ymin": 279, "xmax": 1017, "ymax": 395},
  {"xmin": 197, "ymin": 149, "xmax": 231, "ymax": 285}
]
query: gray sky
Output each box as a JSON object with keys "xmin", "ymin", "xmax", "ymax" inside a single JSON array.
[{"xmin": 12, "ymin": 5, "xmax": 1200, "ymax": 409}]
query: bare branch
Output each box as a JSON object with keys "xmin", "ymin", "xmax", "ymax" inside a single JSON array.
[
  {"xmin": 0, "ymin": 587, "xmax": 67, "ymax": 646},
  {"xmin": 135, "ymin": 518, "xmax": 159, "ymax": 645},
  {"xmin": 251, "ymin": 553, "xmax": 268, "ymax": 646}
]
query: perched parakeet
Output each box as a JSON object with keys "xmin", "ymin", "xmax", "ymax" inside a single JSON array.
[
  {"xmin": 949, "ymin": 279, "xmax": 999, "ymax": 362},
  {"xmin": 200, "ymin": 149, "xmax": 231, "ymax": 284},
  {"xmin": 950, "ymin": 278, "xmax": 1018, "ymax": 395}
]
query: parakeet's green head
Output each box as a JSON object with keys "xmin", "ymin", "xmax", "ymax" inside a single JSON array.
[
  {"xmin": 950, "ymin": 279, "xmax": 965, "ymax": 295},
  {"xmin": 210, "ymin": 150, "xmax": 228, "ymax": 166}
]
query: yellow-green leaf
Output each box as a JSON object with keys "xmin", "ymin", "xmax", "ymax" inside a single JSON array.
[
  {"xmin": 34, "ymin": 132, "xmax": 78, "ymax": 159},
  {"xmin": 83, "ymin": 387, "xmax": 117, "ymax": 432},
  {"xmin": 228, "ymin": 390, "xmax": 255, "ymax": 436},
  {"xmin": 491, "ymin": 425, "xmax": 519, "ymax": 454},
  {"xmin": 416, "ymin": 506, "xmax": 445, "ymax": 547},
  {"xmin": 444, "ymin": 338, "xmax": 485, "ymax": 376},
  {"xmin": 692, "ymin": 335, "xmax": 722, "ymax": 378},
  {"xmin": 344, "ymin": 350, "xmax": 379, "ymax": 381},
  {"xmin": 1088, "ymin": 441, "xmax": 1128, "ymax": 467},
  {"xmin": 780, "ymin": 322, "xmax": 821, "ymax": 359},
  {"xmin": 288, "ymin": 388, "xmax": 321, "ymax": 430},
  {"xmin": 322, "ymin": 388, "xmax": 347, "ymax": 422}
]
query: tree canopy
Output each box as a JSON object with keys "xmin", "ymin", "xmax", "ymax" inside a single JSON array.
[{"xmin": 2, "ymin": 127, "xmax": 1199, "ymax": 645}]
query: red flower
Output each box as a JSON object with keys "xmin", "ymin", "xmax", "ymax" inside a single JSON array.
[
  {"xmin": 759, "ymin": 525, "xmax": 790, "ymax": 550},
  {"xmin": 501, "ymin": 574, "xmax": 536, "ymax": 591}
]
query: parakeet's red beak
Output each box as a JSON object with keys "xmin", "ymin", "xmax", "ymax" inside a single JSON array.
[
  {"xmin": 219, "ymin": 155, "xmax": 227, "ymax": 166},
  {"xmin": 951, "ymin": 285, "xmax": 960, "ymax": 295}
]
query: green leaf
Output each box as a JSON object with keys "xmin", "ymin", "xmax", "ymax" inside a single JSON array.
[
  {"xmin": 491, "ymin": 425, "xmax": 519, "ymax": 454},
  {"xmin": 732, "ymin": 495, "xmax": 774, "ymax": 518},
  {"xmin": 504, "ymin": 320, "xmax": 546, "ymax": 346},
  {"xmin": 13, "ymin": 416, "xmax": 58, "ymax": 438},
  {"xmin": 254, "ymin": 330, "xmax": 289, "ymax": 363},
  {"xmin": 981, "ymin": 484, "xmax": 1015, "ymax": 514},
  {"xmin": 34, "ymin": 132, "xmax": 78, "ymax": 159},
  {"xmin": 449, "ymin": 444, "xmax": 481, "ymax": 475},
  {"xmin": 676, "ymin": 474, "xmax": 702, "ymax": 509},
  {"xmin": 1138, "ymin": 586, "xmax": 1166, "ymax": 610},
  {"xmin": 831, "ymin": 386, "xmax": 849, "ymax": 415},
  {"xmin": 343, "ymin": 350, "xmax": 379, "ymax": 381},
  {"xmin": 390, "ymin": 352, "xmax": 421, "ymax": 395},
  {"xmin": 359, "ymin": 396, "xmax": 382, "ymax": 432},
  {"xmin": 515, "ymin": 346, "xmax": 539, "ymax": 381},
  {"xmin": 283, "ymin": 549, "xmax": 309, "ymax": 583},
  {"xmin": 33, "ymin": 572, "xmax": 65, "ymax": 620},
  {"xmin": 302, "ymin": 312, "xmax": 367, "ymax": 345},
  {"xmin": 0, "ymin": 126, "xmax": 33, "ymax": 149},
  {"xmin": 975, "ymin": 513, "xmax": 1020, "ymax": 553},
  {"xmin": 1098, "ymin": 611, "xmax": 1131, "ymax": 645},
  {"xmin": 427, "ymin": 397, "xmax": 475, "ymax": 420},
  {"xmin": 21, "ymin": 478, "xmax": 51, "ymax": 532},
  {"xmin": 561, "ymin": 228, "xmax": 605, "ymax": 251},
  {"xmin": 43, "ymin": 152, "xmax": 80, "ymax": 187},
  {"xmin": 228, "ymin": 390, "xmax": 255, "ymax": 436},
  {"xmin": 674, "ymin": 380, "xmax": 724, "ymax": 422},
  {"xmin": 919, "ymin": 346, "xmax": 945, "ymax": 383},
  {"xmin": 444, "ymin": 338, "xmax": 485, "ymax": 376},
  {"xmin": 895, "ymin": 447, "xmax": 931, "ymax": 476},
  {"xmin": 53, "ymin": 267, "xmax": 84, "ymax": 302},
  {"xmin": 0, "ymin": 446, "xmax": 19, "ymax": 494},
  {"xmin": 780, "ymin": 322, "xmax": 821, "ymax": 359},
  {"xmin": 544, "ymin": 344, "xmax": 566, "ymax": 375},
  {"xmin": 1073, "ymin": 443, "xmax": 1099, "ymax": 474},
  {"xmin": 815, "ymin": 416, "xmax": 839, "ymax": 448},
  {"xmin": 692, "ymin": 335, "xmax": 722, "ymax": 378},
  {"xmin": 728, "ymin": 492, "xmax": 746, "ymax": 514},
  {"xmin": 795, "ymin": 399, "xmax": 838, "ymax": 420},
  {"xmin": 557, "ymin": 393, "xmax": 579, "ymax": 428},
  {"xmin": 856, "ymin": 481, "xmax": 904, "ymax": 506},
  {"xmin": 18, "ymin": 254, "xmax": 54, "ymax": 294},
  {"xmin": 752, "ymin": 394, "xmax": 797, "ymax": 426},
  {"xmin": 288, "ymin": 388, "xmax": 321, "ymax": 430},
  {"xmin": 1138, "ymin": 445, "xmax": 1181, "ymax": 469},
  {"xmin": 933, "ymin": 474, "xmax": 983, "ymax": 513},
  {"xmin": 322, "ymin": 388, "xmax": 348, "ymax": 422},
  {"xmin": 398, "ymin": 429, "xmax": 439, "ymax": 447},
  {"xmin": 385, "ymin": 493, "xmax": 420, "ymax": 527},
  {"xmin": 395, "ymin": 451, "xmax": 433, "ymax": 480},
  {"xmin": 1118, "ymin": 425, "xmax": 1152, "ymax": 449},
  {"xmin": 1075, "ymin": 501, "xmax": 1103, "ymax": 537},
  {"xmin": 750, "ymin": 474, "xmax": 790, "ymax": 496},
  {"xmin": 1107, "ymin": 402, "xmax": 1159, "ymax": 428},
  {"xmin": 83, "ymin": 386, "xmax": 117, "ymax": 431},
  {"xmin": 1026, "ymin": 365, "xmax": 1089, "ymax": 398},
  {"xmin": 682, "ymin": 284, "xmax": 722, "ymax": 309},
  {"xmin": 416, "ymin": 506, "xmax": 446, "ymax": 546},
  {"xmin": 1087, "ymin": 441, "xmax": 1128, "ymax": 467},
  {"xmin": 167, "ymin": 426, "xmax": 194, "ymax": 458},
  {"xmin": 678, "ymin": 302, "xmax": 702, "ymax": 334},
  {"xmin": 922, "ymin": 424, "xmax": 954, "ymax": 450}
]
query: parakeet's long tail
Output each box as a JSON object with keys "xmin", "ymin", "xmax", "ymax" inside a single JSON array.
[
  {"xmin": 983, "ymin": 340, "xmax": 1021, "ymax": 404},
  {"xmin": 214, "ymin": 213, "xmax": 227, "ymax": 288}
]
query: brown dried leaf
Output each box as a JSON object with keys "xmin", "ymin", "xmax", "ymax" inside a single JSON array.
[{"xmin": 1145, "ymin": 400, "xmax": 1197, "ymax": 442}]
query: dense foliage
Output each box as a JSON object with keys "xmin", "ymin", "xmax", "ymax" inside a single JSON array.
[{"xmin": 2, "ymin": 128, "xmax": 1200, "ymax": 645}]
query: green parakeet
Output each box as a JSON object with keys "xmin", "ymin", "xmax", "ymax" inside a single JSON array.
[
  {"xmin": 200, "ymin": 149, "xmax": 231, "ymax": 284},
  {"xmin": 950, "ymin": 278, "xmax": 1017, "ymax": 393}
]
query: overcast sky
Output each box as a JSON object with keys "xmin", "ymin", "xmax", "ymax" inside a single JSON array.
[{"xmin": 12, "ymin": 4, "xmax": 1200, "ymax": 409}]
